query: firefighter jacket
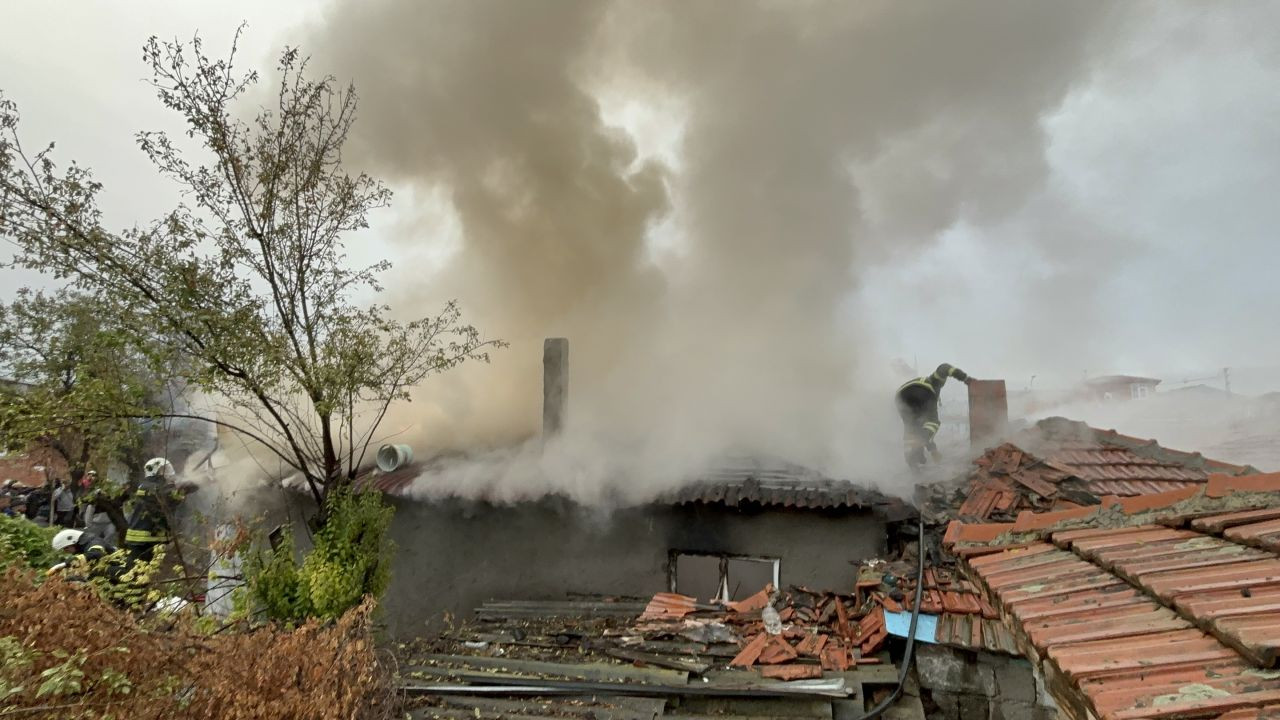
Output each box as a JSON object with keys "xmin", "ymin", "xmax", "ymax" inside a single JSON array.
[
  {"xmin": 896, "ymin": 364, "xmax": 970, "ymax": 444},
  {"xmin": 124, "ymin": 475, "xmax": 180, "ymax": 545}
]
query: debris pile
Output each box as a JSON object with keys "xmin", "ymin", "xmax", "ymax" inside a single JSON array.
[
  {"xmin": 399, "ymin": 589, "xmax": 917, "ymax": 717},
  {"xmin": 923, "ymin": 442, "xmax": 1101, "ymax": 523},
  {"xmin": 632, "ymin": 584, "xmax": 890, "ymax": 678}
]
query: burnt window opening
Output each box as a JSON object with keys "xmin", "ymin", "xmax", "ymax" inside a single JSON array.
[{"xmin": 668, "ymin": 551, "xmax": 780, "ymax": 603}]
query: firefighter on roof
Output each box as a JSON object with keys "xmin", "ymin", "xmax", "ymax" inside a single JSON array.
[{"xmin": 896, "ymin": 363, "xmax": 972, "ymax": 470}]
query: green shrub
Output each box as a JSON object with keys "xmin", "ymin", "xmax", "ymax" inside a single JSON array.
[
  {"xmin": 0, "ymin": 514, "xmax": 60, "ymax": 571},
  {"xmin": 242, "ymin": 488, "xmax": 394, "ymax": 623}
]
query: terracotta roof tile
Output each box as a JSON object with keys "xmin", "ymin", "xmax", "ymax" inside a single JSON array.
[
  {"xmin": 1226, "ymin": 519, "xmax": 1280, "ymax": 553},
  {"xmin": 960, "ymin": 483, "xmax": 1280, "ymax": 717},
  {"xmin": 1050, "ymin": 524, "xmax": 1167, "ymax": 548},
  {"xmin": 1108, "ymin": 485, "xmax": 1201, "ymax": 514},
  {"xmin": 942, "ymin": 520, "xmax": 1016, "ymax": 547},
  {"xmin": 638, "ymin": 593, "xmax": 697, "ymax": 620},
  {"xmin": 1012, "ymin": 504, "xmax": 1099, "ymax": 531},
  {"xmin": 1217, "ymin": 705, "xmax": 1280, "ymax": 720},
  {"xmin": 1209, "ymin": 472, "xmax": 1280, "ymax": 498},
  {"xmin": 1192, "ymin": 507, "xmax": 1280, "ymax": 534}
]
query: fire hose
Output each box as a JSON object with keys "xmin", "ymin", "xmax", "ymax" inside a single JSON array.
[{"xmin": 859, "ymin": 514, "xmax": 926, "ymax": 719}]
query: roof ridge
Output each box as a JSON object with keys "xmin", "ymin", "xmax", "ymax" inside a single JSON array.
[{"xmin": 1031, "ymin": 416, "xmax": 1259, "ymax": 476}]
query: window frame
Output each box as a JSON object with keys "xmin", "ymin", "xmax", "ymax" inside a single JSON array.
[{"xmin": 668, "ymin": 550, "xmax": 781, "ymax": 603}]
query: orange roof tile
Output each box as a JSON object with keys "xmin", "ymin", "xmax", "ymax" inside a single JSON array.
[
  {"xmin": 957, "ymin": 483, "xmax": 1280, "ymax": 718},
  {"xmin": 1208, "ymin": 471, "xmax": 1280, "ymax": 498},
  {"xmin": 942, "ymin": 520, "xmax": 1015, "ymax": 547},
  {"xmin": 947, "ymin": 471, "xmax": 1280, "ymax": 712},
  {"xmin": 638, "ymin": 592, "xmax": 697, "ymax": 620},
  {"xmin": 1012, "ymin": 504, "xmax": 1099, "ymax": 531}
]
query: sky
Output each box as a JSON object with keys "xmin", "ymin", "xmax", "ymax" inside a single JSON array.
[{"xmin": 2, "ymin": 1, "xmax": 1279, "ymax": 492}]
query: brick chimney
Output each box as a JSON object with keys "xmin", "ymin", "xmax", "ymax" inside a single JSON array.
[
  {"xmin": 542, "ymin": 338, "xmax": 569, "ymax": 439},
  {"xmin": 968, "ymin": 379, "xmax": 1009, "ymax": 450}
]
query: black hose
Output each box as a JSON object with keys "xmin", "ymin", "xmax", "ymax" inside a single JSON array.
[{"xmin": 859, "ymin": 516, "xmax": 927, "ymax": 719}]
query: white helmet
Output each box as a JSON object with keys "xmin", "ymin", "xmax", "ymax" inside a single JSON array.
[
  {"xmin": 144, "ymin": 457, "xmax": 175, "ymax": 479},
  {"xmin": 52, "ymin": 528, "xmax": 84, "ymax": 552}
]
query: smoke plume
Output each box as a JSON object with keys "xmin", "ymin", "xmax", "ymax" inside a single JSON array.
[{"xmin": 305, "ymin": 1, "xmax": 1128, "ymax": 498}]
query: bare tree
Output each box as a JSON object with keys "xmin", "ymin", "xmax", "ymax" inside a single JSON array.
[{"xmin": 0, "ymin": 28, "xmax": 501, "ymax": 515}]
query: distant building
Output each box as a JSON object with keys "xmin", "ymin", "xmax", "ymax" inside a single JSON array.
[
  {"xmin": 0, "ymin": 444, "xmax": 67, "ymax": 489},
  {"xmin": 1081, "ymin": 374, "xmax": 1162, "ymax": 402}
]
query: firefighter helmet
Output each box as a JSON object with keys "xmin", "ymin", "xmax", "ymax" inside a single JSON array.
[
  {"xmin": 52, "ymin": 528, "xmax": 84, "ymax": 552},
  {"xmin": 144, "ymin": 457, "xmax": 175, "ymax": 479}
]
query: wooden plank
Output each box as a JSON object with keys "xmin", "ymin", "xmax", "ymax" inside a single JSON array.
[
  {"xmin": 430, "ymin": 694, "xmax": 662, "ymax": 720},
  {"xmin": 605, "ymin": 647, "xmax": 711, "ymax": 675},
  {"xmin": 409, "ymin": 654, "xmax": 688, "ymax": 685},
  {"xmin": 676, "ymin": 697, "xmax": 834, "ymax": 718}
]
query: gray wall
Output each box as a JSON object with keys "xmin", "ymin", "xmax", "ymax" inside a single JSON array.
[
  {"xmin": 915, "ymin": 645, "xmax": 1061, "ymax": 720},
  {"xmin": 382, "ymin": 497, "xmax": 886, "ymax": 638}
]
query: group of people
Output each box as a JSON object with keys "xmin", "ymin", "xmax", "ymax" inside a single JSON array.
[
  {"xmin": 2, "ymin": 457, "xmax": 185, "ymax": 573},
  {"xmin": 1, "ymin": 476, "xmax": 85, "ymax": 527}
]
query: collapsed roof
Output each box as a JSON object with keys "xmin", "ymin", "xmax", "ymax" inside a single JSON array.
[
  {"xmin": 400, "ymin": 588, "xmax": 907, "ymax": 717},
  {"xmin": 921, "ymin": 417, "xmax": 1258, "ymax": 525}
]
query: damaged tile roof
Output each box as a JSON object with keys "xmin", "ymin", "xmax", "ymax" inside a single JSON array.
[
  {"xmin": 875, "ymin": 566, "xmax": 1020, "ymax": 656},
  {"xmin": 924, "ymin": 416, "xmax": 1259, "ymax": 524},
  {"xmin": 944, "ymin": 471, "xmax": 1280, "ymax": 719},
  {"xmin": 359, "ymin": 457, "xmax": 914, "ymax": 518},
  {"xmin": 664, "ymin": 464, "xmax": 913, "ymax": 517}
]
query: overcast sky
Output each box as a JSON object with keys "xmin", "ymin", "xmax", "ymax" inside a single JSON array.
[{"xmin": 2, "ymin": 1, "xmax": 1278, "ymax": 402}]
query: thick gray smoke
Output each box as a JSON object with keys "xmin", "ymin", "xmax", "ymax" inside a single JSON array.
[{"xmin": 306, "ymin": 1, "xmax": 1127, "ymax": 499}]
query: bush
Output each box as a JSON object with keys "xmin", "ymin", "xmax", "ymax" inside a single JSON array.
[
  {"xmin": 0, "ymin": 513, "xmax": 60, "ymax": 571},
  {"xmin": 0, "ymin": 568, "xmax": 392, "ymax": 719},
  {"xmin": 242, "ymin": 488, "xmax": 394, "ymax": 623}
]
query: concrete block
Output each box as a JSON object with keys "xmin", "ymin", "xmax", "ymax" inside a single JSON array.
[
  {"xmin": 903, "ymin": 667, "xmax": 921, "ymax": 697},
  {"xmin": 959, "ymin": 694, "xmax": 990, "ymax": 719},
  {"xmin": 879, "ymin": 694, "xmax": 927, "ymax": 720},
  {"xmin": 989, "ymin": 700, "xmax": 1042, "ymax": 720},
  {"xmin": 916, "ymin": 645, "xmax": 996, "ymax": 696},
  {"xmin": 994, "ymin": 657, "xmax": 1037, "ymax": 704},
  {"xmin": 931, "ymin": 693, "xmax": 962, "ymax": 720}
]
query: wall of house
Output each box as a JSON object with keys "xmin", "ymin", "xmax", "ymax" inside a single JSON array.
[
  {"xmin": 0, "ymin": 445, "xmax": 68, "ymax": 488},
  {"xmin": 381, "ymin": 497, "xmax": 887, "ymax": 638}
]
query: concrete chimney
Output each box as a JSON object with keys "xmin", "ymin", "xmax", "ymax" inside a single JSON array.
[
  {"xmin": 542, "ymin": 338, "xmax": 569, "ymax": 438},
  {"xmin": 968, "ymin": 379, "xmax": 1009, "ymax": 450}
]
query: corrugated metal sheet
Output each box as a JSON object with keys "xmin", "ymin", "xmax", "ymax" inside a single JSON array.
[{"xmin": 356, "ymin": 465, "xmax": 418, "ymax": 495}]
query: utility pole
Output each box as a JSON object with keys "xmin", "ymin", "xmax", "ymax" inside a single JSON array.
[{"xmin": 1224, "ymin": 367, "xmax": 1232, "ymax": 395}]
